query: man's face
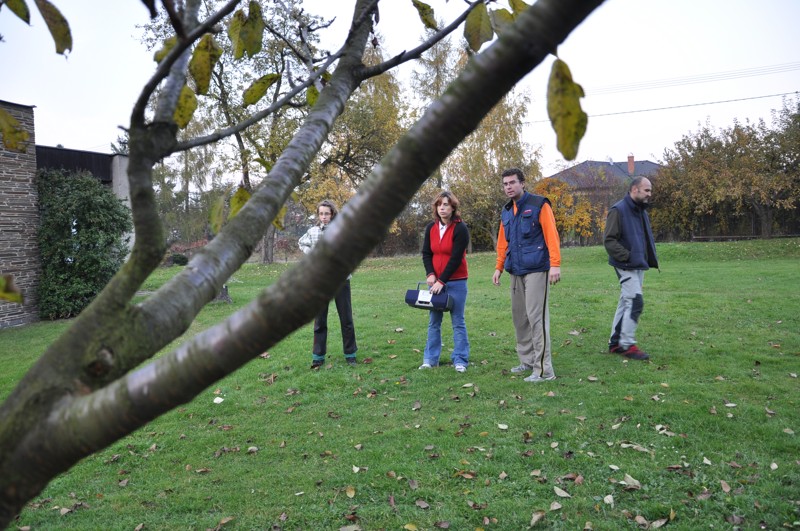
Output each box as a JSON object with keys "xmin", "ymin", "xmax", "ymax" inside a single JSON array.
[
  {"xmin": 630, "ymin": 178, "xmax": 652, "ymax": 205},
  {"xmin": 502, "ymin": 175, "xmax": 525, "ymax": 200}
]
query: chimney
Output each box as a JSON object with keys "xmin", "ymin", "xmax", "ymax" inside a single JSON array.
[{"xmin": 627, "ymin": 154, "xmax": 635, "ymax": 176}]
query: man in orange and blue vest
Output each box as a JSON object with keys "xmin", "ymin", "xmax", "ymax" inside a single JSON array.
[{"xmin": 492, "ymin": 168, "xmax": 562, "ymax": 382}]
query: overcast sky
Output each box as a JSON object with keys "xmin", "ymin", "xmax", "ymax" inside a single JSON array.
[{"xmin": 2, "ymin": 0, "xmax": 798, "ymax": 176}]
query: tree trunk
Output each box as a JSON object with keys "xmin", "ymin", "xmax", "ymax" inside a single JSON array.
[{"xmin": 261, "ymin": 224, "xmax": 276, "ymax": 264}]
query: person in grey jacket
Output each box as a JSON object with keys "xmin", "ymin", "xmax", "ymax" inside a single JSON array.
[{"xmin": 604, "ymin": 177, "xmax": 659, "ymax": 361}]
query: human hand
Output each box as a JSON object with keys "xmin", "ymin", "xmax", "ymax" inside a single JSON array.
[
  {"xmin": 549, "ymin": 266, "xmax": 561, "ymax": 285},
  {"xmin": 426, "ymin": 274, "xmax": 436, "ymax": 288},
  {"xmin": 430, "ymin": 280, "xmax": 444, "ymax": 294},
  {"xmin": 492, "ymin": 269, "xmax": 502, "ymax": 286}
]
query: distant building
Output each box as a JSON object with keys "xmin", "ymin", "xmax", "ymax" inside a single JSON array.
[
  {"xmin": 547, "ymin": 155, "xmax": 661, "ymax": 195},
  {"xmin": 0, "ymin": 99, "xmax": 130, "ymax": 329}
]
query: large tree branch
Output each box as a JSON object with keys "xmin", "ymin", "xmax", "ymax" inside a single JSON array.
[{"xmin": 0, "ymin": 0, "xmax": 604, "ymax": 525}]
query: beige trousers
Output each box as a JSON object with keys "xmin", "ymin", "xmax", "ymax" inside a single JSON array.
[{"xmin": 510, "ymin": 271, "xmax": 554, "ymax": 378}]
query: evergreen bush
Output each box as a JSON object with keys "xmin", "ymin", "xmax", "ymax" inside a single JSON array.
[
  {"xmin": 36, "ymin": 169, "xmax": 132, "ymax": 319},
  {"xmin": 170, "ymin": 253, "xmax": 188, "ymax": 266}
]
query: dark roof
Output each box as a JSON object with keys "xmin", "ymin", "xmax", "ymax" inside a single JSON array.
[
  {"xmin": 35, "ymin": 145, "xmax": 115, "ymax": 183},
  {"xmin": 0, "ymin": 99, "xmax": 35, "ymax": 110},
  {"xmin": 547, "ymin": 159, "xmax": 661, "ymax": 189}
]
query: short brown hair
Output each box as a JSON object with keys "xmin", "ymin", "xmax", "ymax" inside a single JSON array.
[
  {"xmin": 431, "ymin": 191, "xmax": 461, "ymax": 223},
  {"xmin": 501, "ymin": 168, "xmax": 525, "ymax": 183}
]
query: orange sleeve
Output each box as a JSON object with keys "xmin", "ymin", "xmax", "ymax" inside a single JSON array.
[
  {"xmin": 540, "ymin": 202, "xmax": 561, "ymax": 267},
  {"xmin": 495, "ymin": 222, "xmax": 507, "ymax": 271}
]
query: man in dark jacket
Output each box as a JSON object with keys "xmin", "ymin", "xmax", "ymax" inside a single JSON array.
[{"xmin": 604, "ymin": 177, "xmax": 658, "ymax": 360}]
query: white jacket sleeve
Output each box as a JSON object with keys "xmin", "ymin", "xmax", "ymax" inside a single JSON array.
[{"xmin": 298, "ymin": 228, "xmax": 313, "ymax": 254}]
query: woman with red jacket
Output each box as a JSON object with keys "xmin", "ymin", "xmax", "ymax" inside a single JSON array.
[{"xmin": 419, "ymin": 191, "xmax": 471, "ymax": 373}]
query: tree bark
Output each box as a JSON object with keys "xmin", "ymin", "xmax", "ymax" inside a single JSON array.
[{"xmin": 0, "ymin": 0, "xmax": 604, "ymax": 525}]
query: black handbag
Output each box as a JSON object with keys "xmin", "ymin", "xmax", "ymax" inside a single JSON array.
[{"xmin": 405, "ymin": 282, "xmax": 454, "ymax": 312}]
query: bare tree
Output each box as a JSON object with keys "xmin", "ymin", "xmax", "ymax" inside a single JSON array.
[{"xmin": 0, "ymin": 0, "xmax": 603, "ymax": 525}]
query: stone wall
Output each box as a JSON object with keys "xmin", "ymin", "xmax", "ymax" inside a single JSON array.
[{"xmin": 0, "ymin": 100, "xmax": 40, "ymax": 328}]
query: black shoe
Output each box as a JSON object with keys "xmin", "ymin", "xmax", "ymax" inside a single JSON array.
[
  {"xmin": 346, "ymin": 357, "xmax": 357, "ymax": 366},
  {"xmin": 311, "ymin": 360, "xmax": 324, "ymax": 369}
]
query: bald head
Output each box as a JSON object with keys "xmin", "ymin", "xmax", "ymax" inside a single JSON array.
[{"xmin": 629, "ymin": 177, "xmax": 652, "ymax": 205}]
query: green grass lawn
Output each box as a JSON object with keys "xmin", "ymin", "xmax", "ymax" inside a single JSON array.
[{"xmin": 2, "ymin": 239, "xmax": 799, "ymax": 530}]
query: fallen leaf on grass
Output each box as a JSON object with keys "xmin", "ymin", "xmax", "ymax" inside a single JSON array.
[
  {"xmin": 770, "ymin": 462, "xmax": 778, "ymax": 470},
  {"xmin": 412, "ymin": 401, "xmax": 421, "ymax": 411},
  {"xmin": 553, "ymin": 486, "xmax": 571, "ymax": 498},
  {"xmin": 784, "ymin": 428, "xmax": 795, "ymax": 434},
  {"xmin": 587, "ymin": 376, "xmax": 599, "ymax": 382},
  {"xmin": 703, "ymin": 457, "xmax": 712, "ymax": 465},
  {"xmin": 724, "ymin": 402, "xmax": 737, "ymax": 408},
  {"xmin": 603, "ymin": 495, "xmax": 614, "ymax": 506},
  {"xmin": 720, "ymin": 479, "xmax": 731, "ymax": 493},
  {"xmin": 498, "ymin": 424, "xmax": 508, "ymax": 430},
  {"xmin": 725, "ymin": 514, "xmax": 745, "ymax": 525},
  {"xmin": 346, "ymin": 486, "xmax": 356, "ymax": 498},
  {"xmin": 696, "ymin": 488, "xmax": 712, "ymax": 500},
  {"xmin": 622, "ymin": 474, "xmax": 641, "ymax": 490},
  {"xmin": 415, "ymin": 499, "xmax": 430, "ymax": 509},
  {"xmin": 550, "ymin": 501, "xmax": 562, "ymax": 511},
  {"xmin": 404, "ymin": 524, "xmax": 419, "ymax": 531},
  {"xmin": 530, "ymin": 511, "xmax": 546, "ymax": 526},
  {"xmin": 433, "ymin": 522, "xmax": 450, "ymax": 528},
  {"xmin": 765, "ymin": 407, "xmax": 776, "ymax": 417},
  {"xmin": 619, "ymin": 442, "xmax": 650, "ymax": 454}
]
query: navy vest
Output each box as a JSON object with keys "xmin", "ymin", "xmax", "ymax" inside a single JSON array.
[
  {"xmin": 608, "ymin": 195, "xmax": 659, "ymax": 270},
  {"xmin": 501, "ymin": 192, "xmax": 551, "ymax": 275}
]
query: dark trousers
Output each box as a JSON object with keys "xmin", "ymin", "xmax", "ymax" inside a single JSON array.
[{"xmin": 312, "ymin": 280, "xmax": 357, "ymax": 360}]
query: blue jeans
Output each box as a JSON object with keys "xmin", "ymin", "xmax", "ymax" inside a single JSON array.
[{"xmin": 423, "ymin": 279, "xmax": 470, "ymax": 366}]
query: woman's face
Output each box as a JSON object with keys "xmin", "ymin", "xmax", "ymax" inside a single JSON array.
[
  {"xmin": 437, "ymin": 197, "xmax": 454, "ymax": 222},
  {"xmin": 318, "ymin": 206, "xmax": 333, "ymax": 225}
]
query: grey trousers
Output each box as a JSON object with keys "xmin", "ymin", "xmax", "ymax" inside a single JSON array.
[
  {"xmin": 510, "ymin": 271, "xmax": 554, "ymax": 378},
  {"xmin": 609, "ymin": 268, "xmax": 645, "ymax": 348}
]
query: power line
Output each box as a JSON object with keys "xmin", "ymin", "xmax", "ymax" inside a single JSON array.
[
  {"xmin": 529, "ymin": 91, "xmax": 799, "ymax": 124},
  {"xmin": 587, "ymin": 62, "xmax": 800, "ymax": 96}
]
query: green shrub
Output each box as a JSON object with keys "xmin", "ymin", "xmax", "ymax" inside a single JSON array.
[
  {"xmin": 170, "ymin": 253, "xmax": 188, "ymax": 266},
  {"xmin": 36, "ymin": 169, "xmax": 132, "ymax": 319}
]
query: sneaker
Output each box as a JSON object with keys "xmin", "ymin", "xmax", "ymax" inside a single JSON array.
[
  {"xmin": 524, "ymin": 373, "xmax": 557, "ymax": 382},
  {"xmin": 418, "ymin": 363, "xmax": 433, "ymax": 370},
  {"xmin": 608, "ymin": 343, "xmax": 623, "ymax": 354},
  {"xmin": 454, "ymin": 364, "xmax": 467, "ymax": 373},
  {"xmin": 620, "ymin": 345, "xmax": 649, "ymax": 360},
  {"xmin": 510, "ymin": 364, "xmax": 532, "ymax": 373},
  {"xmin": 310, "ymin": 360, "xmax": 324, "ymax": 369},
  {"xmin": 346, "ymin": 358, "xmax": 357, "ymax": 366}
]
